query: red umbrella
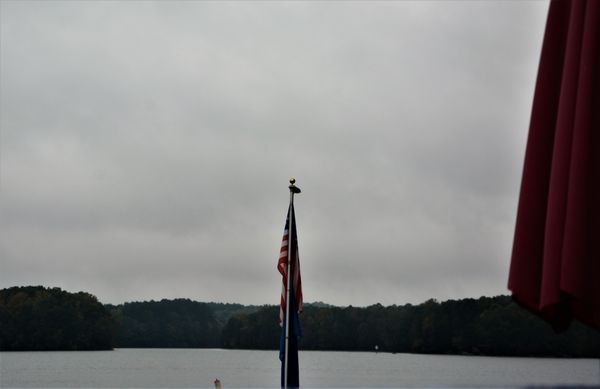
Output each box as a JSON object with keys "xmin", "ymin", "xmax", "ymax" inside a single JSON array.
[{"xmin": 508, "ymin": 0, "xmax": 600, "ymax": 331}]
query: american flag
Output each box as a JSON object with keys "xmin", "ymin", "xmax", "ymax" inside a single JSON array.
[{"xmin": 277, "ymin": 204, "xmax": 303, "ymax": 325}]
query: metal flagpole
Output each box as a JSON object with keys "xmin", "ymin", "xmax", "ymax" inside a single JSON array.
[{"xmin": 284, "ymin": 178, "xmax": 300, "ymax": 389}]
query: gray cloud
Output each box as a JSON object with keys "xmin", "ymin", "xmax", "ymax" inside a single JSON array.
[{"xmin": 1, "ymin": 1, "xmax": 548, "ymax": 306}]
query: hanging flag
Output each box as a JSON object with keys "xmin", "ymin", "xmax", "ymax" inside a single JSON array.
[
  {"xmin": 277, "ymin": 204, "xmax": 303, "ymax": 324},
  {"xmin": 277, "ymin": 203, "xmax": 302, "ymax": 388}
]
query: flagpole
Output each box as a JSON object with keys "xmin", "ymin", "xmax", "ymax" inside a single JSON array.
[{"xmin": 284, "ymin": 178, "xmax": 300, "ymax": 389}]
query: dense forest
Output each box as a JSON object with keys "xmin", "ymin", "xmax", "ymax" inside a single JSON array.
[
  {"xmin": 2, "ymin": 286, "xmax": 599, "ymax": 357},
  {"xmin": 0, "ymin": 286, "xmax": 113, "ymax": 350},
  {"xmin": 222, "ymin": 297, "xmax": 600, "ymax": 357},
  {"xmin": 106, "ymin": 300, "xmax": 256, "ymax": 348}
]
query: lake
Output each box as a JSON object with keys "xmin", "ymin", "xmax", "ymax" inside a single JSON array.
[{"xmin": 1, "ymin": 349, "xmax": 599, "ymax": 388}]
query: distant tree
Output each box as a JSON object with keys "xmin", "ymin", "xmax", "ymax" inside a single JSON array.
[
  {"xmin": 221, "ymin": 305, "xmax": 279, "ymax": 349},
  {"xmin": 109, "ymin": 299, "xmax": 221, "ymax": 348},
  {"xmin": 4, "ymin": 286, "xmax": 598, "ymax": 357},
  {"xmin": 0, "ymin": 286, "xmax": 113, "ymax": 351},
  {"xmin": 220, "ymin": 295, "xmax": 600, "ymax": 357}
]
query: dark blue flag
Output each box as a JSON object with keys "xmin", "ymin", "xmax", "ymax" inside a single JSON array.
[{"xmin": 279, "ymin": 286, "xmax": 301, "ymax": 388}]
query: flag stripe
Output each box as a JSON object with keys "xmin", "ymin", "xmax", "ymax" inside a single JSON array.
[{"xmin": 277, "ymin": 205, "xmax": 303, "ymax": 326}]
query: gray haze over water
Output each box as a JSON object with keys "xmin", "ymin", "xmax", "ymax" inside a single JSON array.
[{"xmin": 0, "ymin": 1, "xmax": 549, "ymax": 306}]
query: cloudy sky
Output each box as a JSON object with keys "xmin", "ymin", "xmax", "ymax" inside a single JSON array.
[{"xmin": 1, "ymin": 1, "xmax": 549, "ymax": 307}]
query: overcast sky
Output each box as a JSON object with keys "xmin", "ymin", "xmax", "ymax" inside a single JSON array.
[{"xmin": 1, "ymin": 1, "xmax": 549, "ymax": 307}]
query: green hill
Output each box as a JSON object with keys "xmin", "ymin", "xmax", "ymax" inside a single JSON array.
[
  {"xmin": 0, "ymin": 286, "xmax": 113, "ymax": 351},
  {"xmin": 2, "ymin": 286, "xmax": 598, "ymax": 357}
]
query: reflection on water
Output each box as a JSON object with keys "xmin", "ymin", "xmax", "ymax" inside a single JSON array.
[{"xmin": 1, "ymin": 349, "xmax": 598, "ymax": 388}]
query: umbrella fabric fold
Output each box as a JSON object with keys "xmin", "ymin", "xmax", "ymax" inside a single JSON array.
[{"xmin": 508, "ymin": 0, "xmax": 600, "ymax": 331}]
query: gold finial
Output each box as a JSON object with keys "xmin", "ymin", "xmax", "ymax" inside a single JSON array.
[{"xmin": 289, "ymin": 178, "xmax": 301, "ymax": 193}]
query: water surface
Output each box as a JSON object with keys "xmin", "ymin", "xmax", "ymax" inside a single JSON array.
[{"xmin": 1, "ymin": 349, "xmax": 598, "ymax": 388}]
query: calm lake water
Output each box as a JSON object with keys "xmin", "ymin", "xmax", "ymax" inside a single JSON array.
[{"xmin": 1, "ymin": 349, "xmax": 599, "ymax": 388}]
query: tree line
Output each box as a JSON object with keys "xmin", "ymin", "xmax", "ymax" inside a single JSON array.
[
  {"xmin": 222, "ymin": 297, "xmax": 600, "ymax": 357},
  {"xmin": 0, "ymin": 286, "xmax": 113, "ymax": 350},
  {"xmin": 106, "ymin": 299, "xmax": 253, "ymax": 348},
  {"xmin": 1, "ymin": 286, "xmax": 599, "ymax": 357}
]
